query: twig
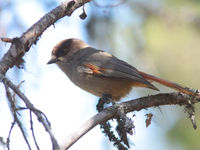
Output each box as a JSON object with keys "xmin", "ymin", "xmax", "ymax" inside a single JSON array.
[
  {"xmin": 31, "ymin": 108, "xmax": 51, "ymax": 127},
  {"xmin": 1, "ymin": 37, "xmax": 13, "ymax": 43},
  {"xmin": 0, "ymin": 136, "xmax": 6, "ymax": 146},
  {"xmin": 30, "ymin": 110, "xmax": 40, "ymax": 150},
  {"xmin": 0, "ymin": 0, "xmax": 92, "ymax": 148},
  {"xmin": 4, "ymin": 84, "xmax": 31, "ymax": 150},
  {"xmin": 0, "ymin": 74, "xmax": 59, "ymax": 150},
  {"xmin": 60, "ymin": 92, "xmax": 200, "ymax": 150},
  {"xmin": 0, "ymin": 0, "xmax": 92, "ymax": 75},
  {"xmin": 6, "ymin": 121, "xmax": 16, "ymax": 150}
]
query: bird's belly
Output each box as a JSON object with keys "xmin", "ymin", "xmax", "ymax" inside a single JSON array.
[{"xmin": 73, "ymin": 75, "xmax": 133, "ymax": 101}]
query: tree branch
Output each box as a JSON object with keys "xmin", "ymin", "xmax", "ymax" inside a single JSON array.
[
  {"xmin": 0, "ymin": 74, "xmax": 59, "ymax": 150},
  {"xmin": 0, "ymin": 0, "xmax": 92, "ymax": 149},
  {"xmin": 60, "ymin": 92, "xmax": 200, "ymax": 150},
  {"xmin": 0, "ymin": 0, "xmax": 199, "ymax": 150},
  {"xmin": 0, "ymin": 0, "xmax": 91, "ymax": 75},
  {"xmin": 4, "ymin": 84, "xmax": 31, "ymax": 150},
  {"xmin": 30, "ymin": 111, "xmax": 40, "ymax": 150}
]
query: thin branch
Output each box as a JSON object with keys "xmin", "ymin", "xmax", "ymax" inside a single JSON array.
[
  {"xmin": 0, "ymin": 0, "xmax": 92, "ymax": 75},
  {"xmin": 30, "ymin": 110, "xmax": 40, "ymax": 150},
  {"xmin": 0, "ymin": 136, "xmax": 6, "ymax": 147},
  {"xmin": 0, "ymin": 0, "xmax": 198, "ymax": 150},
  {"xmin": 4, "ymin": 84, "xmax": 31, "ymax": 150},
  {"xmin": 60, "ymin": 92, "xmax": 200, "ymax": 150},
  {"xmin": 6, "ymin": 121, "xmax": 16, "ymax": 150},
  {"xmin": 0, "ymin": 74, "xmax": 59, "ymax": 150},
  {"xmin": 1, "ymin": 37, "xmax": 13, "ymax": 43},
  {"xmin": 0, "ymin": 0, "xmax": 91, "ymax": 149}
]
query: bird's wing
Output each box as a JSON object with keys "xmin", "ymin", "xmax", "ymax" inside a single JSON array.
[{"xmin": 78, "ymin": 49, "xmax": 157, "ymax": 89}]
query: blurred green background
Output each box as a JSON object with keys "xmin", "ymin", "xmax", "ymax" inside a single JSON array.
[{"xmin": 87, "ymin": 0, "xmax": 200, "ymax": 148}]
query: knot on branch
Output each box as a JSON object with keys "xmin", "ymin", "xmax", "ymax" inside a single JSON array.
[{"xmin": 67, "ymin": 0, "xmax": 75, "ymax": 9}]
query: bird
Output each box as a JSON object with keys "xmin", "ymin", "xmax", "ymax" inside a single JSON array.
[{"xmin": 47, "ymin": 38, "xmax": 197, "ymax": 101}]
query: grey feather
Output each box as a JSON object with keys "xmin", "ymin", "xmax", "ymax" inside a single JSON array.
[{"xmin": 71, "ymin": 47, "xmax": 154, "ymax": 87}]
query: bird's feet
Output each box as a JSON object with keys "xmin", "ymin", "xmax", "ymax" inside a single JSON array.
[{"xmin": 96, "ymin": 94, "xmax": 114, "ymax": 112}]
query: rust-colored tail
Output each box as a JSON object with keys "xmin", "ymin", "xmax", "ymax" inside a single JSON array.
[{"xmin": 139, "ymin": 71, "xmax": 198, "ymax": 96}]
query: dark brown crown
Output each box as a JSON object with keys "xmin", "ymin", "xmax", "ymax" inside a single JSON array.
[{"xmin": 52, "ymin": 38, "xmax": 89, "ymax": 57}]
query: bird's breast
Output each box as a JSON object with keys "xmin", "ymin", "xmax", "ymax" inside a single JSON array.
[{"xmin": 58, "ymin": 62, "xmax": 133, "ymax": 101}]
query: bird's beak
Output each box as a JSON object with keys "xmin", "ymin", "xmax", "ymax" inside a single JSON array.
[{"xmin": 47, "ymin": 56, "xmax": 58, "ymax": 64}]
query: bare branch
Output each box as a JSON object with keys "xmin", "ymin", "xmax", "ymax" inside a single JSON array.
[
  {"xmin": 6, "ymin": 121, "xmax": 16, "ymax": 150},
  {"xmin": 30, "ymin": 111, "xmax": 40, "ymax": 150},
  {"xmin": 4, "ymin": 84, "xmax": 31, "ymax": 150},
  {"xmin": 0, "ymin": 0, "xmax": 199, "ymax": 150},
  {"xmin": 0, "ymin": 1, "xmax": 93, "ymax": 149},
  {"xmin": 0, "ymin": 137, "xmax": 6, "ymax": 147},
  {"xmin": 1, "ymin": 37, "xmax": 13, "ymax": 43},
  {"xmin": 60, "ymin": 92, "xmax": 200, "ymax": 150},
  {"xmin": 0, "ymin": 0, "xmax": 92, "ymax": 75},
  {"xmin": 0, "ymin": 74, "xmax": 59, "ymax": 150}
]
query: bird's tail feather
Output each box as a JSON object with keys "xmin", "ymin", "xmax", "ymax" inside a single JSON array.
[{"xmin": 139, "ymin": 71, "xmax": 198, "ymax": 96}]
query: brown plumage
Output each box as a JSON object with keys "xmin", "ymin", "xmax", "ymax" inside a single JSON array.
[{"xmin": 47, "ymin": 38, "xmax": 197, "ymax": 101}]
